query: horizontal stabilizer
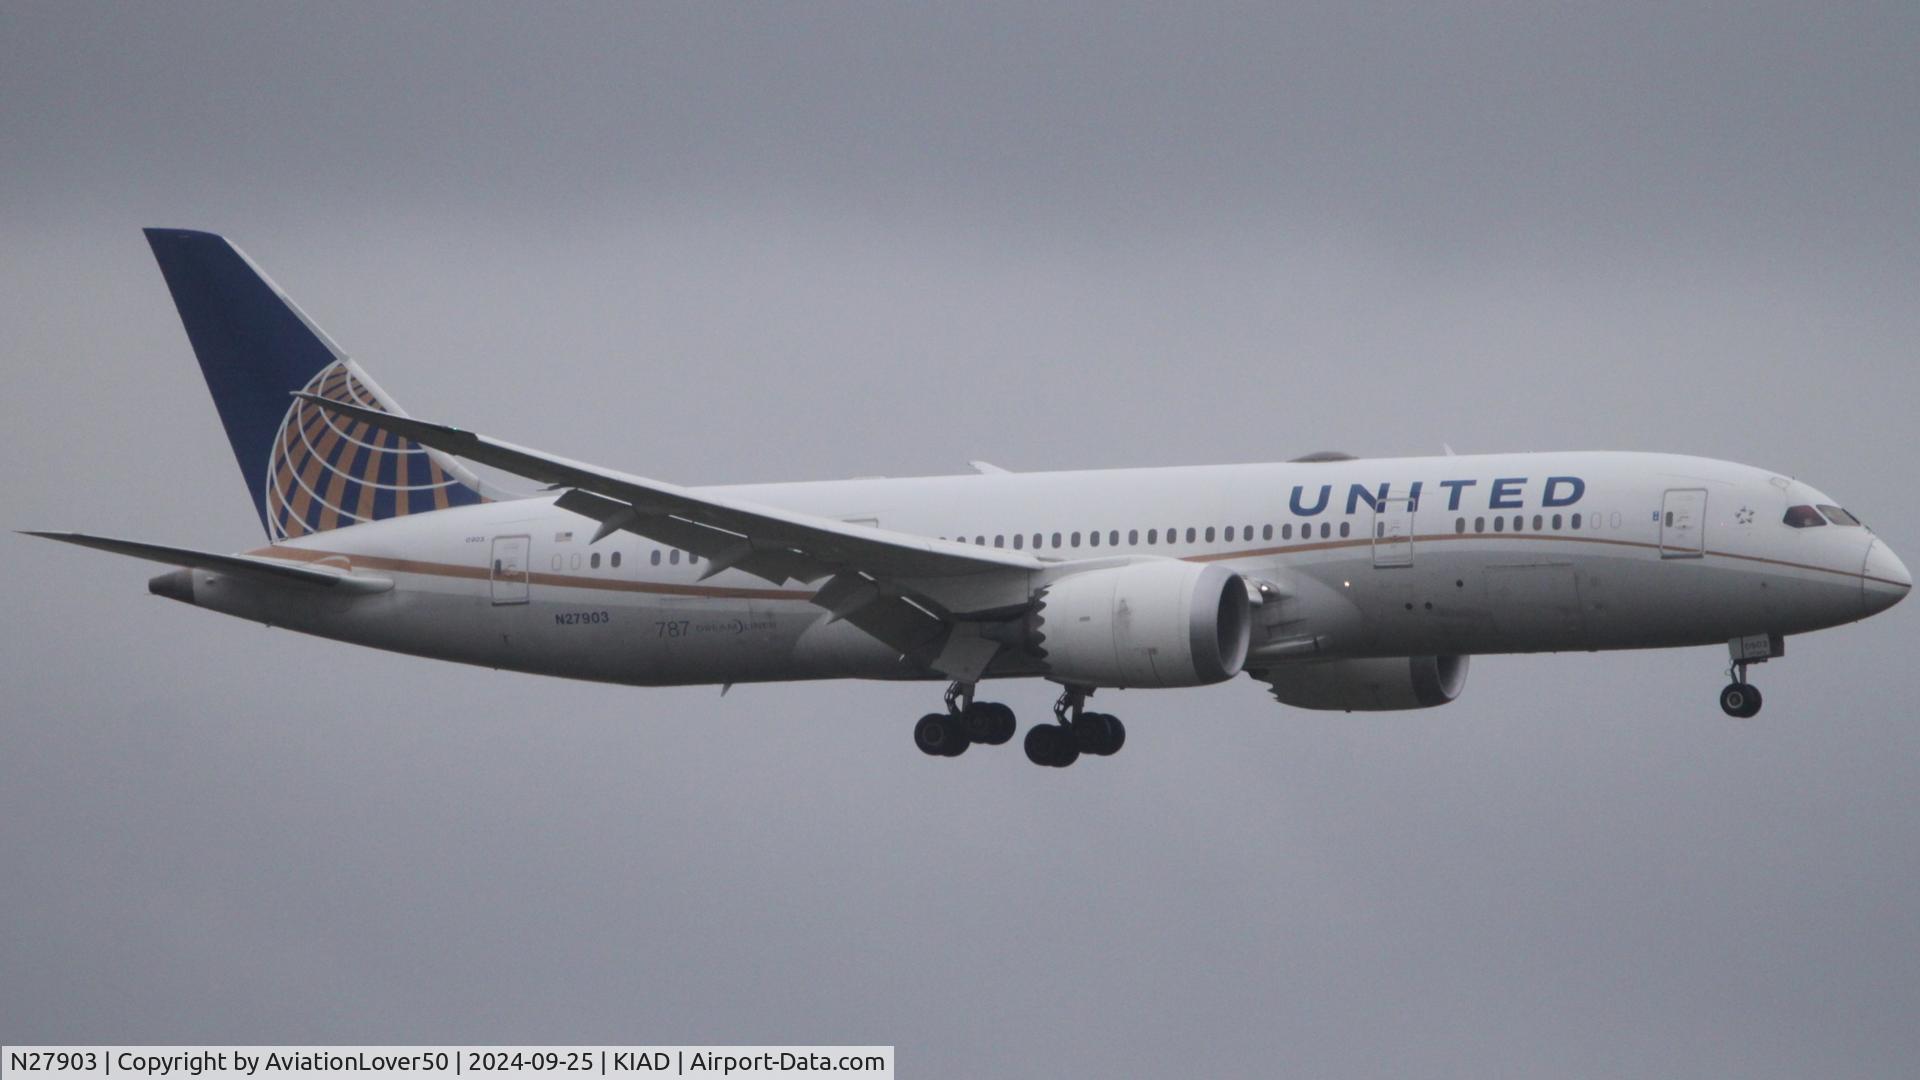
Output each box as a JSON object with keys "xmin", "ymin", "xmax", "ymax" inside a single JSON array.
[{"xmin": 22, "ymin": 531, "xmax": 392, "ymax": 592}]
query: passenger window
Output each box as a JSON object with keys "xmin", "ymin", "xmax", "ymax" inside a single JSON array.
[
  {"xmin": 1071, "ymin": 532, "xmax": 1082, "ymax": 547},
  {"xmin": 1033, "ymin": 533, "xmax": 1043, "ymax": 549},
  {"xmin": 1551, "ymin": 514, "xmax": 1562, "ymax": 530},
  {"xmin": 1129, "ymin": 529, "xmax": 1139, "ymax": 545},
  {"xmin": 1186, "ymin": 528, "xmax": 1197, "ymax": 543},
  {"xmin": 590, "ymin": 552, "xmax": 601, "ymax": 569},
  {"xmin": 1783, "ymin": 505, "xmax": 1826, "ymax": 528},
  {"xmin": 1147, "ymin": 529, "xmax": 1158, "ymax": 544},
  {"xmin": 1012, "ymin": 534, "xmax": 1023, "ymax": 550},
  {"xmin": 1205, "ymin": 527, "xmax": 1216, "ymax": 542},
  {"xmin": 1244, "ymin": 524, "xmax": 1253, "ymax": 539},
  {"xmin": 1262, "ymin": 524, "xmax": 1273, "ymax": 540},
  {"xmin": 994, "ymin": 535, "xmax": 1005, "ymax": 548},
  {"xmin": 650, "ymin": 550, "xmax": 661, "ymax": 566},
  {"xmin": 1818, "ymin": 505, "xmax": 1861, "ymax": 526},
  {"xmin": 1282, "ymin": 523, "xmax": 1293, "ymax": 540},
  {"xmin": 1475, "ymin": 516, "xmax": 1485, "ymax": 532},
  {"xmin": 1455, "ymin": 517, "xmax": 1465, "ymax": 534},
  {"xmin": 1571, "ymin": 513, "xmax": 1582, "ymax": 530},
  {"xmin": 611, "ymin": 551, "xmax": 621, "ymax": 568},
  {"xmin": 1493, "ymin": 517, "xmax": 1504, "ymax": 533},
  {"xmin": 1533, "ymin": 514, "xmax": 1543, "ymax": 531},
  {"xmin": 975, "ymin": 535, "xmax": 986, "ymax": 546},
  {"xmin": 1319, "ymin": 523, "xmax": 1331, "ymax": 539},
  {"xmin": 1052, "ymin": 532, "xmax": 1063, "ymax": 548},
  {"xmin": 1109, "ymin": 530, "xmax": 1119, "ymax": 546},
  {"xmin": 1089, "ymin": 531, "xmax": 1101, "ymax": 547},
  {"xmin": 670, "ymin": 550, "xmax": 680, "ymax": 564},
  {"xmin": 1664, "ymin": 512, "xmax": 1672, "ymax": 527},
  {"xmin": 1339, "ymin": 522, "xmax": 1350, "ymax": 538},
  {"xmin": 1225, "ymin": 526, "xmax": 1236, "ymax": 542}
]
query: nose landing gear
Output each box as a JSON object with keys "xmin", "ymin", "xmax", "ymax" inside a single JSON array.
[
  {"xmin": 1719, "ymin": 634, "xmax": 1783, "ymax": 718},
  {"xmin": 1719, "ymin": 674, "xmax": 1763, "ymax": 718}
]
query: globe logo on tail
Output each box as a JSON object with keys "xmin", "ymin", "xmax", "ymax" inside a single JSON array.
[{"xmin": 264, "ymin": 360, "xmax": 482, "ymax": 539}]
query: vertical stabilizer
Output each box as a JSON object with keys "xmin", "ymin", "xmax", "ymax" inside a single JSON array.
[{"xmin": 144, "ymin": 228, "xmax": 487, "ymax": 539}]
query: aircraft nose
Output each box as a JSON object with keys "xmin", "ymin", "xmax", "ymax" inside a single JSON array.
[{"xmin": 1862, "ymin": 539, "xmax": 1911, "ymax": 617}]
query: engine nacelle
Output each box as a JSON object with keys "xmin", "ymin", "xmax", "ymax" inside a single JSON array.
[
  {"xmin": 1034, "ymin": 561, "xmax": 1252, "ymax": 688},
  {"xmin": 1264, "ymin": 655, "xmax": 1469, "ymax": 711}
]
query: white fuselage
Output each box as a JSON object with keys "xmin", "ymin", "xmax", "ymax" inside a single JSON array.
[{"xmin": 173, "ymin": 451, "xmax": 1907, "ymax": 688}]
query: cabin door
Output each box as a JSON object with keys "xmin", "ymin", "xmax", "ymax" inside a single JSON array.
[
  {"xmin": 1660, "ymin": 489, "xmax": 1707, "ymax": 559},
  {"xmin": 490, "ymin": 534, "xmax": 531, "ymax": 604},
  {"xmin": 1372, "ymin": 497, "xmax": 1414, "ymax": 568}
]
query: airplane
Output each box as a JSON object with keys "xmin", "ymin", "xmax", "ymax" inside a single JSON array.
[{"xmin": 28, "ymin": 229, "xmax": 1911, "ymax": 767}]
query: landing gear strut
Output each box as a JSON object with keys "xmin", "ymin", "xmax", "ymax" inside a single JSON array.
[
  {"xmin": 914, "ymin": 681, "xmax": 1015, "ymax": 757},
  {"xmin": 1022, "ymin": 686, "xmax": 1126, "ymax": 767}
]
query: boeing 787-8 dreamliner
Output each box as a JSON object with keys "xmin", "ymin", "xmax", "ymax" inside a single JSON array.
[{"xmin": 30, "ymin": 230, "xmax": 1910, "ymax": 766}]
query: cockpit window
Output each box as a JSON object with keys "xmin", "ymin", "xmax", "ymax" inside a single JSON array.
[
  {"xmin": 1783, "ymin": 505, "xmax": 1826, "ymax": 528},
  {"xmin": 1818, "ymin": 505, "xmax": 1862, "ymax": 527}
]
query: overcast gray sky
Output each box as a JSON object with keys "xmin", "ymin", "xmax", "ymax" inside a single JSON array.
[{"xmin": 4, "ymin": 4, "xmax": 1917, "ymax": 1076}]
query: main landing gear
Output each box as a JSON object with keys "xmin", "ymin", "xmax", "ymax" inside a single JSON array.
[
  {"xmin": 912, "ymin": 682, "xmax": 1127, "ymax": 766},
  {"xmin": 1022, "ymin": 686, "xmax": 1125, "ymax": 768},
  {"xmin": 913, "ymin": 682, "xmax": 1015, "ymax": 757},
  {"xmin": 1720, "ymin": 661, "xmax": 1763, "ymax": 719}
]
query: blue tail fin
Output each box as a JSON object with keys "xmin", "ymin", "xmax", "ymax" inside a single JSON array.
[{"xmin": 145, "ymin": 229, "xmax": 486, "ymax": 540}]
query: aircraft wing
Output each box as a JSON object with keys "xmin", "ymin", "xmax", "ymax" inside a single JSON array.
[
  {"xmin": 23, "ymin": 531, "xmax": 393, "ymax": 592},
  {"xmin": 297, "ymin": 395, "xmax": 1040, "ymax": 674}
]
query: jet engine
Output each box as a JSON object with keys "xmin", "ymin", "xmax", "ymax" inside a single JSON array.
[
  {"xmin": 1261, "ymin": 655, "xmax": 1469, "ymax": 711},
  {"xmin": 1033, "ymin": 561, "xmax": 1251, "ymax": 688}
]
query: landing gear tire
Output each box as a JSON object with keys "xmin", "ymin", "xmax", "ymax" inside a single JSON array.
[
  {"xmin": 1024, "ymin": 724, "xmax": 1079, "ymax": 768},
  {"xmin": 962, "ymin": 702, "xmax": 1016, "ymax": 745},
  {"xmin": 1719, "ymin": 682, "xmax": 1762, "ymax": 718},
  {"xmin": 1076, "ymin": 713, "xmax": 1126, "ymax": 756},
  {"xmin": 915, "ymin": 712, "xmax": 970, "ymax": 756},
  {"xmin": 989, "ymin": 703, "xmax": 1016, "ymax": 744}
]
